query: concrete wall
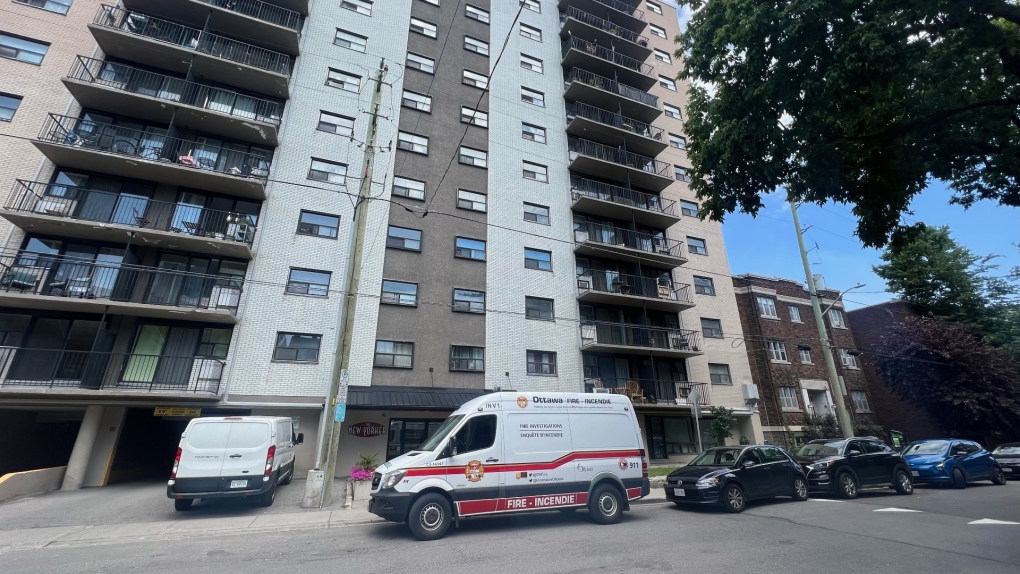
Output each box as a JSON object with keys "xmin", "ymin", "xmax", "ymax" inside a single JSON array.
[
  {"xmin": 0, "ymin": 466, "xmax": 67, "ymax": 502},
  {"xmin": 82, "ymin": 406, "xmax": 125, "ymax": 487}
]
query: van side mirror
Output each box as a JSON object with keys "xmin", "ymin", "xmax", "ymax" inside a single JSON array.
[
  {"xmin": 442, "ymin": 438, "xmax": 459, "ymax": 459},
  {"xmin": 295, "ymin": 433, "xmax": 304, "ymax": 445}
]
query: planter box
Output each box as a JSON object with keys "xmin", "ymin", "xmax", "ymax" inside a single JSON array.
[{"xmin": 352, "ymin": 480, "xmax": 372, "ymax": 501}]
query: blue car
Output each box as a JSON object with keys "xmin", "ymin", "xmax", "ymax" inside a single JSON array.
[{"xmin": 902, "ymin": 439, "xmax": 1007, "ymax": 488}]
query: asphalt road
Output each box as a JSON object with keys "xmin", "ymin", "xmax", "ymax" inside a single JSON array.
[{"xmin": 3, "ymin": 482, "xmax": 1019, "ymax": 573}]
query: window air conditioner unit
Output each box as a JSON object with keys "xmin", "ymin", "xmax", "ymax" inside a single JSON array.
[
  {"xmin": 742, "ymin": 383, "xmax": 760, "ymax": 404},
  {"xmin": 577, "ymin": 275, "xmax": 592, "ymax": 290}
]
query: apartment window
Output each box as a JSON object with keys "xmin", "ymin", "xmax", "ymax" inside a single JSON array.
[
  {"xmin": 829, "ymin": 309, "xmax": 847, "ymax": 328},
  {"xmin": 789, "ymin": 306, "xmax": 802, "ymax": 322},
  {"xmin": 462, "ymin": 69, "xmax": 488, "ymax": 89},
  {"xmin": 646, "ymin": 1, "xmax": 663, "ymax": 15},
  {"xmin": 851, "ymin": 391, "xmax": 871, "ymax": 412},
  {"xmin": 457, "ymin": 189, "xmax": 487, "ymax": 212},
  {"xmin": 779, "ymin": 387, "xmax": 800, "ymax": 410},
  {"xmin": 450, "ymin": 346, "xmax": 485, "ymax": 372},
  {"xmin": 297, "ymin": 211, "xmax": 339, "ymax": 238},
  {"xmin": 341, "ymin": 0, "xmax": 373, "ymax": 15},
  {"xmin": 375, "ymin": 341, "xmax": 414, "ymax": 368},
  {"xmin": 0, "ymin": 93, "xmax": 22, "ymax": 122},
  {"xmin": 522, "ymin": 161, "xmax": 548, "ymax": 182},
  {"xmin": 326, "ymin": 68, "xmax": 360, "ymax": 93},
  {"xmin": 308, "ymin": 158, "xmax": 347, "ymax": 184},
  {"xmin": 521, "ymin": 123, "xmax": 546, "ymax": 143},
  {"xmin": 521, "ymin": 87, "xmax": 545, "ymax": 107},
  {"xmin": 452, "ymin": 289, "xmax": 485, "ymax": 313},
  {"xmin": 700, "ymin": 318, "xmax": 723, "ymax": 339},
  {"xmin": 654, "ymin": 49, "xmax": 672, "ymax": 64},
  {"xmin": 649, "ymin": 24, "xmax": 667, "ymax": 38},
  {"xmin": 687, "ymin": 236, "xmax": 707, "ymax": 255},
  {"xmin": 402, "ymin": 90, "xmax": 432, "ymax": 112},
  {"xmin": 273, "ymin": 333, "xmax": 322, "ymax": 363},
  {"xmin": 664, "ymin": 103, "xmax": 683, "ymax": 120},
  {"xmin": 525, "ymin": 297, "xmax": 554, "ymax": 321},
  {"xmin": 286, "ymin": 268, "xmax": 331, "ymax": 297},
  {"xmin": 756, "ymin": 296, "xmax": 779, "ymax": 318},
  {"xmin": 840, "ymin": 349, "xmax": 858, "ymax": 369},
  {"xmin": 393, "ymin": 176, "xmax": 426, "ymax": 201},
  {"xmin": 524, "ymin": 203, "xmax": 550, "ymax": 225},
  {"xmin": 459, "ymin": 146, "xmax": 487, "ymax": 168},
  {"xmin": 527, "ymin": 351, "xmax": 557, "ymax": 375},
  {"xmin": 768, "ymin": 340, "xmax": 789, "ymax": 362},
  {"xmin": 334, "ymin": 29, "xmax": 367, "ymax": 52},
  {"xmin": 694, "ymin": 276, "xmax": 715, "ymax": 296},
  {"xmin": 520, "ymin": 0, "xmax": 540, "ymax": 12},
  {"xmin": 410, "ymin": 18, "xmax": 438, "ymax": 38},
  {"xmin": 799, "ymin": 348, "xmax": 813, "ymax": 364},
  {"xmin": 674, "ymin": 165, "xmax": 691, "ymax": 182},
  {"xmin": 520, "ymin": 54, "xmax": 543, "ymax": 73},
  {"xmin": 407, "ymin": 53, "xmax": 436, "ymax": 74},
  {"xmin": 381, "ymin": 280, "xmax": 418, "ymax": 306},
  {"xmin": 669, "ymin": 133, "xmax": 687, "ymax": 150},
  {"xmin": 455, "ymin": 237, "xmax": 486, "ymax": 261},
  {"xmin": 397, "ymin": 131, "xmax": 429, "ymax": 154},
  {"xmin": 0, "ymin": 33, "xmax": 48, "ymax": 64},
  {"xmin": 386, "ymin": 226, "xmax": 422, "ymax": 251},
  {"xmin": 317, "ymin": 111, "xmax": 354, "ymax": 137},
  {"xmin": 464, "ymin": 36, "xmax": 489, "ymax": 56},
  {"xmin": 524, "ymin": 248, "xmax": 552, "ymax": 271},
  {"xmin": 680, "ymin": 200, "xmax": 698, "ymax": 217},
  {"xmin": 465, "ymin": 4, "xmax": 489, "ymax": 24},
  {"xmin": 520, "ymin": 23, "xmax": 541, "ymax": 41},
  {"xmin": 461, "ymin": 106, "xmax": 488, "ymax": 128},
  {"xmin": 197, "ymin": 329, "xmax": 231, "ymax": 359},
  {"xmin": 708, "ymin": 363, "xmax": 732, "ymax": 385},
  {"xmin": 14, "ymin": 0, "xmax": 72, "ymax": 14}
]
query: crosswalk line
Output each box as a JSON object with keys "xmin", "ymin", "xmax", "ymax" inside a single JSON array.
[
  {"xmin": 873, "ymin": 507, "xmax": 922, "ymax": 513},
  {"xmin": 968, "ymin": 518, "xmax": 1020, "ymax": 525}
]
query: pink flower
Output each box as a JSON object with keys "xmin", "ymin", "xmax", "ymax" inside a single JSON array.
[{"xmin": 350, "ymin": 467, "xmax": 374, "ymax": 482}]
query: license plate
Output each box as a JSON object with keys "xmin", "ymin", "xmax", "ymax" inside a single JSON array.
[
  {"xmin": 229, "ymin": 480, "xmax": 248, "ymax": 489},
  {"xmin": 674, "ymin": 488, "xmax": 685, "ymax": 497},
  {"xmin": 911, "ymin": 471, "xmax": 919, "ymax": 477}
]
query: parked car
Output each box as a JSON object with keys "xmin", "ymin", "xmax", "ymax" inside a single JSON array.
[
  {"xmin": 664, "ymin": 445, "xmax": 809, "ymax": 513},
  {"xmin": 902, "ymin": 439, "xmax": 1007, "ymax": 488},
  {"xmin": 991, "ymin": 443, "xmax": 1020, "ymax": 478},
  {"xmin": 795, "ymin": 437, "xmax": 913, "ymax": 499}
]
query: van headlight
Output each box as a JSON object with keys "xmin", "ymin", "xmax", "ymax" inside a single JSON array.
[
  {"xmin": 695, "ymin": 477, "xmax": 719, "ymax": 488},
  {"xmin": 381, "ymin": 470, "xmax": 407, "ymax": 489}
]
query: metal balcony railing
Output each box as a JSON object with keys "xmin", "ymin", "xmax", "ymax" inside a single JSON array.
[
  {"xmin": 570, "ymin": 175, "xmax": 677, "ymax": 216},
  {"xmin": 574, "ymin": 221, "xmax": 687, "ymax": 259},
  {"xmin": 577, "ymin": 270, "xmax": 693, "ymax": 304},
  {"xmin": 566, "ymin": 101, "xmax": 664, "ymax": 140},
  {"xmin": 0, "ymin": 347, "xmax": 223, "ymax": 393},
  {"xmin": 580, "ymin": 321, "xmax": 703, "ymax": 352},
  {"xmin": 564, "ymin": 68, "xmax": 659, "ymax": 108},
  {"xmin": 587, "ymin": 377, "xmax": 710, "ymax": 405},
  {"xmin": 68, "ymin": 56, "xmax": 283, "ymax": 126},
  {"xmin": 38, "ymin": 114, "xmax": 272, "ymax": 183},
  {"xmin": 587, "ymin": 0, "xmax": 645, "ymax": 21},
  {"xmin": 94, "ymin": 5, "xmax": 292, "ymax": 76},
  {"xmin": 562, "ymin": 36, "xmax": 655, "ymax": 76},
  {"xmin": 568, "ymin": 137, "xmax": 672, "ymax": 178},
  {"xmin": 193, "ymin": 0, "xmax": 302, "ymax": 31},
  {"xmin": 5, "ymin": 180, "xmax": 258, "ymax": 246},
  {"xmin": 561, "ymin": 7, "xmax": 649, "ymax": 47}
]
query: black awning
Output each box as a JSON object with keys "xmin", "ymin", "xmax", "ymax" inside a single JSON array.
[{"xmin": 347, "ymin": 386, "xmax": 488, "ymax": 410}]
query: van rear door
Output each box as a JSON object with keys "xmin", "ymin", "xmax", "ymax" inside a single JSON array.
[
  {"xmin": 177, "ymin": 420, "xmax": 232, "ymax": 481},
  {"xmin": 220, "ymin": 421, "xmax": 273, "ymax": 486}
]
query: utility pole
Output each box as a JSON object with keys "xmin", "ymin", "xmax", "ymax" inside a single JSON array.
[
  {"xmin": 789, "ymin": 201, "xmax": 855, "ymax": 439},
  {"xmin": 317, "ymin": 58, "xmax": 388, "ymax": 507}
]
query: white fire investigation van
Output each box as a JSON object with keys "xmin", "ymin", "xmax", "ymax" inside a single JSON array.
[{"xmin": 368, "ymin": 392, "xmax": 650, "ymax": 540}]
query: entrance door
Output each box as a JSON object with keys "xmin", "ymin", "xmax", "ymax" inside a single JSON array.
[
  {"xmin": 647, "ymin": 416, "xmax": 667, "ymax": 460},
  {"xmin": 445, "ymin": 414, "xmax": 503, "ymax": 515}
]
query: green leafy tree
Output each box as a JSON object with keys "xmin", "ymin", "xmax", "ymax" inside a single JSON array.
[
  {"xmin": 708, "ymin": 406, "xmax": 737, "ymax": 445},
  {"xmin": 677, "ymin": 0, "xmax": 1020, "ymax": 247}
]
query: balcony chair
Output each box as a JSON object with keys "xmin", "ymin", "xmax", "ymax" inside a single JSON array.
[
  {"xmin": 625, "ymin": 380, "xmax": 646, "ymax": 404},
  {"xmin": 1, "ymin": 268, "xmax": 42, "ymax": 292}
]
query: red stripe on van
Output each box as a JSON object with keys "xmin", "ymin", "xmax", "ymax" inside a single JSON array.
[
  {"xmin": 403, "ymin": 449, "xmax": 642, "ymax": 477},
  {"xmin": 457, "ymin": 493, "xmax": 590, "ymax": 516}
]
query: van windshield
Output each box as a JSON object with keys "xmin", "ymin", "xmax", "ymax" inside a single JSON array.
[{"xmin": 418, "ymin": 415, "xmax": 464, "ymax": 452}]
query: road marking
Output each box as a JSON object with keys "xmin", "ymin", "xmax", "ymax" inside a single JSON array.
[
  {"xmin": 968, "ymin": 518, "xmax": 1020, "ymax": 525},
  {"xmin": 809, "ymin": 499, "xmax": 843, "ymax": 502},
  {"xmin": 873, "ymin": 507, "xmax": 922, "ymax": 513}
]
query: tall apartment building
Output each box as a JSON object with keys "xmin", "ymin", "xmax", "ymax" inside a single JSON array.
[{"xmin": 0, "ymin": 0, "xmax": 761, "ymax": 485}]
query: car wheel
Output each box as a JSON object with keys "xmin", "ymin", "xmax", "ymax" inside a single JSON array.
[
  {"xmin": 407, "ymin": 493, "xmax": 453, "ymax": 541},
  {"xmin": 722, "ymin": 484, "xmax": 745, "ymax": 513},
  {"xmin": 952, "ymin": 468, "xmax": 966, "ymax": 489},
  {"xmin": 174, "ymin": 499, "xmax": 193, "ymax": 511},
  {"xmin": 588, "ymin": 484, "xmax": 623, "ymax": 525},
  {"xmin": 992, "ymin": 466, "xmax": 1007, "ymax": 485},
  {"xmin": 894, "ymin": 469, "xmax": 914, "ymax": 495},
  {"xmin": 792, "ymin": 477, "xmax": 809, "ymax": 501},
  {"xmin": 837, "ymin": 472, "xmax": 858, "ymax": 499},
  {"xmin": 259, "ymin": 482, "xmax": 277, "ymax": 507},
  {"xmin": 279, "ymin": 463, "xmax": 293, "ymax": 486}
]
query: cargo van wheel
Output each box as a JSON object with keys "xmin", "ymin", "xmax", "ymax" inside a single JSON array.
[
  {"xmin": 259, "ymin": 482, "xmax": 277, "ymax": 507},
  {"xmin": 408, "ymin": 493, "xmax": 452, "ymax": 541},
  {"xmin": 174, "ymin": 499, "xmax": 193, "ymax": 511},
  {"xmin": 588, "ymin": 484, "xmax": 622, "ymax": 525}
]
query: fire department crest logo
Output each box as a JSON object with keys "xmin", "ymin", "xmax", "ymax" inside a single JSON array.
[
  {"xmin": 465, "ymin": 460, "xmax": 485, "ymax": 482},
  {"xmin": 517, "ymin": 396, "xmax": 529, "ymax": 408},
  {"xmin": 618, "ymin": 458, "xmax": 628, "ymax": 471}
]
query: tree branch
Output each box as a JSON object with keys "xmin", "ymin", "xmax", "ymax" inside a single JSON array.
[{"xmin": 832, "ymin": 99, "xmax": 1020, "ymax": 144}]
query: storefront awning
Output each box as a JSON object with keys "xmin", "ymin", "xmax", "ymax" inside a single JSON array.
[{"xmin": 347, "ymin": 386, "xmax": 488, "ymax": 411}]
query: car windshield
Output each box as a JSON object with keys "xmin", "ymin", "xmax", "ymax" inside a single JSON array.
[
  {"xmin": 993, "ymin": 445, "xmax": 1020, "ymax": 455},
  {"xmin": 795, "ymin": 442, "xmax": 843, "ymax": 457},
  {"xmin": 689, "ymin": 448, "xmax": 744, "ymax": 467},
  {"xmin": 903, "ymin": 441, "xmax": 950, "ymax": 455},
  {"xmin": 418, "ymin": 415, "xmax": 464, "ymax": 452}
]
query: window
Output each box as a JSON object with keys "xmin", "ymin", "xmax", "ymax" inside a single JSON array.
[
  {"xmin": 664, "ymin": 103, "xmax": 683, "ymax": 120},
  {"xmin": 286, "ymin": 268, "xmax": 331, "ymax": 297},
  {"xmin": 326, "ymin": 68, "xmax": 360, "ymax": 93},
  {"xmin": 669, "ymin": 133, "xmax": 687, "ymax": 150},
  {"xmin": 829, "ymin": 309, "xmax": 847, "ymax": 328},
  {"xmin": 522, "ymin": 161, "xmax": 548, "ymax": 182},
  {"xmin": 381, "ymin": 280, "xmax": 418, "ymax": 306},
  {"xmin": 457, "ymin": 189, "xmax": 487, "ymax": 212},
  {"xmin": 340, "ymin": 0, "xmax": 373, "ymax": 15},
  {"xmin": 375, "ymin": 340, "xmax": 413, "ymax": 368},
  {"xmin": 317, "ymin": 111, "xmax": 354, "ymax": 137},
  {"xmin": 680, "ymin": 200, "xmax": 698, "ymax": 217},
  {"xmin": 674, "ymin": 165, "xmax": 691, "ymax": 182},
  {"xmin": 708, "ymin": 363, "xmax": 732, "ymax": 385},
  {"xmin": 523, "ymin": 247, "xmax": 553, "ymax": 271},
  {"xmin": 465, "ymin": 4, "xmax": 489, "ymax": 23},
  {"xmin": 779, "ymin": 387, "xmax": 800, "ymax": 410},
  {"xmin": 392, "ymin": 176, "xmax": 426, "ymax": 201},
  {"xmin": 397, "ymin": 131, "xmax": 429, "ymax": 154},
  {"xmin": 799, "ymin": 348, "xmax": 812, "ymax": 364},
  {"xmin": 768, "ymin": 340, "xmax": 789, "ymax": 362},
  {"xmin": 520, "ymin": 23, "xmax": 541, "ymax": 41},
  {"xmin": 521, "ymin": 87, "xmax": 545, "ymax": 106},
  {"xmin": 459, "ymin": 146, "xmax": 487, "ymax": 168},
  {"xmin": 851, "ymin": 391, "xmax": 871, "ymax": 412},
  {"xmin": 649, "ymin": 24, "xmax": 667, "ymax": 38},
  {"xmin": 520, "ymin": 54, "xmax": 543, "ymax": 73},
  {"xmin": 464, "ymin": 36, "xmax": 489, "ymax": 56},
  {"xmin": 297, "ymin": 211, "xmax": 339, "ymax": 238},
  {"xmin": 461, "ymin": 106, "xmax": 488, "ymax": 127},
  {"xmin": 756, "ymin": 296, "xmax": 778, "ymax": 318},
  {"xmin": 386, "ymin": 226, "xmax": 422, "ymax": 251},
  {"xmin": 646, "ymin": 1, "xmax": 663, "ymax": 15},
  {"xmin": 334, "ymin": 29, "xmax": 367, "ymax": 52},
  {"xmin": 453, "ymin": 414, "xmax": 497, "ymax": 453},
  {"xmin": 407, "ymin": 53, "xmax": 436, "ymax": 74},
  {"xmin": 521, "ymin": 123, "xmax": 546, "ymax": 143},
  {"xmin": 0, "ymin": 33, "xmax": 48, "ymax": 64},
  {"xmin": 700, "ymin": 318, "xmax": 723, "ymax": 339},
  {"xmin": 840, "ymin": 349, "xmax": 858, "ymax": 369},
  {"xmin": 0, "ymin": 93, "xmax": 22, "ymax": 122},
  {"xmin": 520, "ymin": 0, "xmax": 540, "ymax": 12},
  {"xmin": 527, "ymin": 350, "xmax": 557, "ymax": 375},
  {"xmin": 308, "ymin": 158, "xmax": 347, "ymax": 184},
  {"xmin": 463, "ymin": 69, "xmax": 488, "ymax": 89},
  {"xmin": 789, "ymin": 306, "xmax": 802, "ymax": 323},
  {"xmin": 410, "ymin": 18, "xmax": 437, "ymax": 38},
  {"xmin": 523, "ymin": 203, "xmax": 549, "ymax": 224},
  {"xmin": 197, "ymin": 328, "xmax": 231, "ymax": 359},
  {"xmin": 274, "ymin": 333, "xmax": 321, "ymax": 363},
  {"xmin": 450, "ymin": 346, "xmax": 485, "ymax": 372},
  {"xmin": 687, "ymin": 236, "xmax": 707, "ymax": 255},
  {"xmin": 653, "ymin": 49, "xmax": 671, "ymax": 64},
  {"xmin": 694, "ymin": 276, "xmax": 715, "ymax": 296},
  {"xmin": 14, "ymin": 0, "xmax": 72, "ymax": 14},
  {"xmin": 402, "ymin": 90, "xmax": 432, "ymax": 112},
  {"xmin": 525, "ymin": 297, "xmax": 554, "ymax": 321},
  {"xmin": 455, "ymin": 237, "xmax": 486, "ymax": 261},
  {"xmin": 452, "ymin": 289, "xmax": 485, "ymax": 313}
]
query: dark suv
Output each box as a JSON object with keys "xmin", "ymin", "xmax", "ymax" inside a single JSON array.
[{"xmin": 794, "ymin": 437, "xmax": 914, "ymax": 499}]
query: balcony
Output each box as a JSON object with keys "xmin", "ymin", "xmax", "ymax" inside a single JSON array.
[
  {"xmin": 560, "ymin": 7, "xmax": 651, "ymax": 61},
  {"xmin": 3, "ymin": 181, "xmax": 257, "ymax": 260},
  {"xmin": 568, "ymin": 137, "xmax": 673, "ymax": 191},
  {"xmin": 89, "ymin": 5, "xmax": 292, "ymax": 99},
  {"xmin": 0, "ymin": 251, "xmax": 241, "ymax": 324},
  {"xmin": 558, "ymin": 0, "xmax": 645, "ymax": 32},
  {"xmin": 574, "ymin": 221, "xmax": 687, "ymax": 267},
  {"xmin": 577, "ymin": 271, "xmax": 694, "ymax": 311},
  {"xmin": 566, "ymin": 101, "xmax": 667, "ymax": 157},
  {"xmin": 570, "ymin": 175, "xmax": 680, "ymax": 228},
  {"xmin": 564, "ymin": 68, "xmax": 660, "ymax": 123},
  {"xmin": 587, "ymin": 378, "xmax": 710, "ymax": 406},
  {"xmin": 121, "ymin": 0, "xmax": 302, "ymax": 55},
  {"xmin": 34, "ymin": 114, "xmax": 269, "ymax": 200},
  {"xmin": 580, "ymin": 322, "xmax": 703, "ymax": 358},
  {"xmin": 562, "ymin": 37, "xmax": 657, "ymax": 90}
]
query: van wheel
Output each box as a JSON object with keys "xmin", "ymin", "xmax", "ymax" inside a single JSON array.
[
  {"xmin": 407, "ymin": 493, "xmax": 452, "ymax": 541},
  {"xmin": 279, "ymin": 463, "xmax": 293, "ymax": 486},
  {"xmin": 588, "ymin": 484, "xmax": 622, "ymax": 525},
  {"xmin": 259, "ymin": 482, "xmax": 277, "ymax": 507},
  {"xmin": 174, "ymin": 499, "xmax": 193, "ymax": 511}
]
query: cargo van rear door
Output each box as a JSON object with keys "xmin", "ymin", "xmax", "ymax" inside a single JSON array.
[
  {"xmin": 177, "ymin": 420, "xmax": 231, "ymax": 480},
  {"xmin": 220, "ymin": 421, "xmax": 272, "ymax": 491}
]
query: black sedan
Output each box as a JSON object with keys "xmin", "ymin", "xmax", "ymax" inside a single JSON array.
[
  {"xmin": 664, "ymin": 445, "xmax": 809, "ymax": 513},
  {"xmin": 992, "ymin": 443, "xmax": 1020, "ymax": 478}
]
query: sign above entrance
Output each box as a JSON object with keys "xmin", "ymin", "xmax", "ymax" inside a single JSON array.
[
  {"xmin": 348, "ymin": 422, "xmax": 385, "ymax": 438},
  {"xmin": 154, "ymin": 407, "xmax": 201, "ymax": 417}
]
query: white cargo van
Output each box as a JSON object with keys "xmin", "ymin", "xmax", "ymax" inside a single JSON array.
[
  {"xmin": 167, "ymin": 416, "xmax": 302, "ymax": 510},
  {"xmin": 368, "ymin": 392, "xmax": 649, "ymax": 540}
]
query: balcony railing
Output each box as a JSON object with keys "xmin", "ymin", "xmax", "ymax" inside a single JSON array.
[
  {"xmin": 5, "ymin": 180, "xmax": 258, "ymax": 246},
  {"xmin": 38, "ymin": 114, "xmax": 271, "ymax": 183},
  {"xmin": 568, "ymin": 137, "xmax": 672, "ymax": 178},
  {"xmin": 577, "ymin": 270, "xmax": 693, "ymax": 304},
  {"xmin": 68, "ymin": 56, "xmax": 283, "ymax": 126},
  {"xmin": 566, "ymin": 101, "xmax": 664, "ymax": 141},
  {"xmin": 562, "ymin": 36, "xmax": 655, "ymax": 76},
  {"xmin": 94, "ymin": 5, "xmax": 292, "ymax": 76},
  {"xmin": 561, "ymin": 7, "xmax": 649, "ymax": 47},
  {"xmin": 586, "ymin": 377, "xmax": 710, "ymax": 405},
  {"xmin": 565, "ymin": 68, "xmax": 659, "ymax": 108},
  {"xmin": 571, "ymin": 175, "xmax": 677, "ymax": 216},
  {"xmin": 193, "ymin": 0, "xmax": 302, "ymax": 31},
  {"xmin": 580, "ymin": 321, "xmax": 703, "ymax": 352},
  {"xmin": 0, "ymin": 250, "xmax": 242, "ymax": 314},
  {"xmin": 586, "ymin": 0, "xmax": 645, "ymax": 21},
  {"xmin": 574, "ymin": 221, "xmax": 686, "ymax": 259},
  {"xmin": 0, "ymin": 347, "xmax": 223, "ymax": 393}
]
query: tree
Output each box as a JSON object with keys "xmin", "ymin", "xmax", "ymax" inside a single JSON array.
[
  {"xmin": 708, "ymin": 406, "xmax": 737, "ymax": 445},
  {"xmin": 803, "ymin": 414, "xmax": 843, "ymax": 441},
  {"xmin": 677, "ymin": 0, "xmax": 1020, "ymax": 247}
]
